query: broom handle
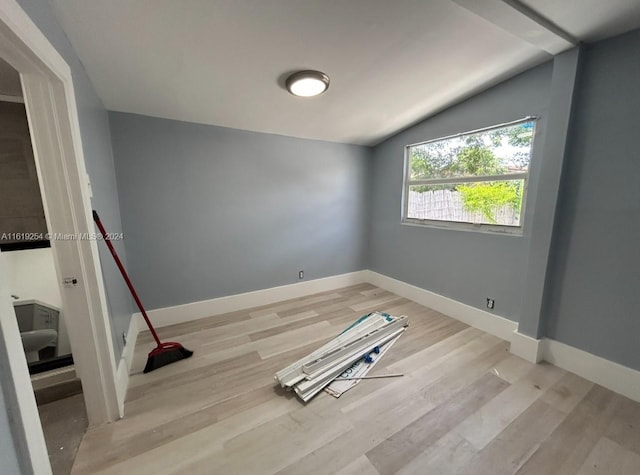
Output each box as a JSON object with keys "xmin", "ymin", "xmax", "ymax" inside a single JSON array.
[{"xmin": 92, "ymin": 210, "xmax": 162, "ymax": 347}]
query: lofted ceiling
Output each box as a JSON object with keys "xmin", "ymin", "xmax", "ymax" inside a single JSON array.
[{"xmin": 49, "ymin": 0, "xmax": 640, "ymax": 146}]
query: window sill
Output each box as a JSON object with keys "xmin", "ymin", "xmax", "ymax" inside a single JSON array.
[{"xmin": 401, "ymin": 218, "xmax": 524, "ymax": 236}]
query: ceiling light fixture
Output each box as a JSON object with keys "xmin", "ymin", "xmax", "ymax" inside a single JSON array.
[{"xmin": 286, "ymin": 70, "xmax": 330, "ymax": 97}]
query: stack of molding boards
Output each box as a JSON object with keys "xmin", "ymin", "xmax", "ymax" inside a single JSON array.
[{"xmin": 275, "ymin": 312, "xmax": 409, "ymax": 402}]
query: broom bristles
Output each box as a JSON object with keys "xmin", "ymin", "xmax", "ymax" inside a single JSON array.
[{"xmin": 143, "ymin": 342, "xmax": 193, "ymax": 373}]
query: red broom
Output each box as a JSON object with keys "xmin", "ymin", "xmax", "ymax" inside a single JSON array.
[{"xmin": 93, "ymin": 210, "xmax": 193, "ymax": 373}]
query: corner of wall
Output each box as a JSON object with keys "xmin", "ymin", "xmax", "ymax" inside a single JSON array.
[
  {"xmin": 114, "ymin": 312, "xmax": 139, "ymax": 415},
  {"xmin": 366, "ymin": 270, "xmax": 517, "ymax": 341},
  {"xmin": 510, "ymin": 329, "xmax": 543, "ymax": 363}
]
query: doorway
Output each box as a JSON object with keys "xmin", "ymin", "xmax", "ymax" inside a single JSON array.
[
  {"xmin": 1, "ymin": 58, "xmax": 87, "ymax": 473},
  {"xmin": 0, "ymin": 1, "xmax": 122, "ymax": 473},
  {"xmin": 0, "ymin": 59, "xmax": 74, "ymax": 375}
]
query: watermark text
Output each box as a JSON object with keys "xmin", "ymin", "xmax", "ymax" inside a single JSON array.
[{"xmin": 1, "ymin": 232, "xmax": 123, "ymax": 241}]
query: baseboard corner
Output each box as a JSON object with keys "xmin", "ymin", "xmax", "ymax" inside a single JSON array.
[
  {"xmin": 510, "ymin": 329, "xmax": 543, "ymax": 363},
  {"xmin": 540, "ymin": 338, "xmax": 640, "ymax": 404},
  {"xmin": 138, "ymin": 270, "xmax": 369, "ymax": 330},
  {"xmin": 365, "ymin": 270, "xmax": 517, "ymax": 341}
]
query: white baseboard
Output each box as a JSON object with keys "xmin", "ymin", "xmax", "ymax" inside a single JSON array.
[
  {"xmin": 541, "ymin": 338, "xmax": 640, "ymax": 403},
  {"xmin": 369, "ymin": 270, "xmax": 640, "ymax": 402},
  {"xmin": 119, "ymin": 271, "xmax": 367, "ymax": 412},
  {"xmin": 510, "ymin": 330, "xmax": 543, "ymax": 363},
  {"xmin": 134, "ymin": 270, "xmax": 369, "ymax": 330},
  {"xmin": 365, "ymin": 270, "xmax": 517, "ymax": 341},
  {"xmin": 118, "ymin": 268, "xmax": 640, "ymax": 406},
  {"xmin": 509, "ymin": 327, "xmax": 640, "ymax": 403},
  {"xmin": 115, "ymin": 313, "xmax": 139, "ymax": 416}
]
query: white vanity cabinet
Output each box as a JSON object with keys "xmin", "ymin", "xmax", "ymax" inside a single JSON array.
[{"xmin": 14, "ymin": 300, "xmax": 60, "ymax": 334}]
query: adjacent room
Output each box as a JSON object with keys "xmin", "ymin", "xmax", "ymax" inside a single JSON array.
[{"xmin": 0, "ymin": 0, "xmax": 639, "ymax": 474}]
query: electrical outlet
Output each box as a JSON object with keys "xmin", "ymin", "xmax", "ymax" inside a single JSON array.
[
  {"xmin": 486, "ymin": 298, "xmax": 495, "ymax": 310},
  {"xmin": 299, "ymin": 270, "xmax": 304, "ymax": 279}
]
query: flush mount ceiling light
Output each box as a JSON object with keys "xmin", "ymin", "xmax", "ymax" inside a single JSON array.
[{"xmin": 286, "ymin": 70, "xmax": 330, "ymax": 97}]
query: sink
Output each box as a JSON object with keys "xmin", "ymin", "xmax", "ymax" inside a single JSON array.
[{"xmin": 20, "ymin": 329, "xmax": 57, "ymax": 363}]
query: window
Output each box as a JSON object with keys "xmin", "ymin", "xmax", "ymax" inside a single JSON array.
[{"xmin": 403, "ymin": 118, "xmax": 536, "ymax": 231}]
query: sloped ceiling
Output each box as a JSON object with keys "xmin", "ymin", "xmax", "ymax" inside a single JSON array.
[{"xmin": 49, "ymin": 0, "xmax": 640, "ymax": 145}]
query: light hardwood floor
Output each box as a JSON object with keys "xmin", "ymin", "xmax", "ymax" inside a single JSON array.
[{"xmin": 71, "ymin": 284, "xmax": 640, "ymax": 474}]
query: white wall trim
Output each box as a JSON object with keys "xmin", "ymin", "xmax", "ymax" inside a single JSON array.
[
  {"xmin": 18, "ymin": 42, "xmax": 121, "ymax": 427},
  {"xmin": 133, "ymin": 271, "xmax": 369, "ymax": 331},
  {"xmin": 510, "ymin": 330, "xmax": 543, "ymax": 363},
  {"xmin": 365, "ymin": 270, "xmax": 517, "ymax": 341},
  {"xmin": 510, "ymin": 328, "xmax": 640, "ymax": 403},
  {"xmin": 121, "ymin": 268, "xmax": 640, "ymax": 408},
  {"xmin": 365, "ymin": 272, "xmax": 640, "ymax": 403},
  {"xmin": 123, "ymin": 272, "xmax": 369, "ymax": 413},
  {"xmin": 115, "ymin": 313, "xmax": 138, "ymax": 415},
  {"xmin": 541, "ymin": 338, "xmax": 640, "ymax": 404}
]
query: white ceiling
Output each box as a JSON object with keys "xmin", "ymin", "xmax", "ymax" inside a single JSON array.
[
  {"xmin": 49, "ymin": 0, "xmax": 640, "ymax": 146},
  {"xmin": 520, "ymin": 0, "xmax": 640, "ymax": 42}
]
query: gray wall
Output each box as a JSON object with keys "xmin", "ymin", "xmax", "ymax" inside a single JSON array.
[
  {"xmin": 369, "ymin": 62, "xmax": 553, "ymax": 322},
  {"xmin": 109, "ymin": 113, "xmax": 371, "ymax": 310},
  {"xmin": 543, "ymin": 29, "xmax": 640, "ymax": 370},
  {"xmin": 17, "ymin": 0, "xmax": 133, "ymax": 360}
]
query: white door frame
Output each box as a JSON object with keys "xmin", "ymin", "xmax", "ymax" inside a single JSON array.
[{"xmin": 0, "ymin": 1, "xmax": 122, "ymax": 471}]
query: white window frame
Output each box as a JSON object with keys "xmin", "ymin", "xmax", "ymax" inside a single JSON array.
[{"xmin": 401, "ymin": 117, "xmax": 537, "ymax": 235}]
